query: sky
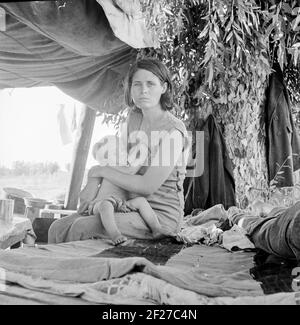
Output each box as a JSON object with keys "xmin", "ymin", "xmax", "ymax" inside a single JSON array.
[{"xmin": 0, "ymin": 87, "xmax": 117, "ymax": 170}]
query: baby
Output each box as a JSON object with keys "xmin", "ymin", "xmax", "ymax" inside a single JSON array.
[{"xmin": 80, "ymin": 134, "xmax": 171, "ymax": 245}]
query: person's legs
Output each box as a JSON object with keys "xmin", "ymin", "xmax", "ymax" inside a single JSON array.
[
  {"xmin": 67, "ymin": 214, "xmax": 107, "ymax": 242},
  {"xmin": 94, "ymin": 200, "xmax": 127, "ymax": 245},
  {"xmin": 126, "ymin": 197, "xmax": 175, "ymax": 239},
  {"xmin": 48, "ymin": 213, "xmax": 83, "ymax": 244},
  {"xmin": 231, "ymin": 202, "xmax": 300, "ymax": 260},
  {"xmin": 251, "ymin": 203, "xmax": 300, "ymax": 260},
  {"xmin": 49, "ymin": 209, "xmax": 157, "ymax": 244},
  {"xmin": 289, "ymin": 211, "xmax": 300, "ymax": 260},
  {"xmin": 115, "ymin": 211, "xmax": 154, "ymax": 239},
  {"xmin": 67, "ymin": 211, "xmax": 154, "ymax": 241}
]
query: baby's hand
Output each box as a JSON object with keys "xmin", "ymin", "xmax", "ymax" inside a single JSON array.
[
  {"xmin": 124, "ymin": 200, "xmax": 138, "ymax": 212},
  {"xmin": 77, "ymin": 200, "xmax": 89, "ymax": 215}
]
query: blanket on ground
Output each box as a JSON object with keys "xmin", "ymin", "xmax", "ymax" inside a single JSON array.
[
  {"xmin": 0, "ymin": 239, "xmax": 298, "ymax": 305},
  {"xmin": 0, "ymin": 202, "xmax": 299, "ymax": 305}
]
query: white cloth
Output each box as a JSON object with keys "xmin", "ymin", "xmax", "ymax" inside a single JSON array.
[
  {"xmin": 222, "ymin": 225, "xmax": 255, "ymax": 251},
  {"xmin": 176, "ymin": 222, "xmax": 223, "ymax": 246},
  {"xmin": 97, "ymin": 0, "xmax": 159, "ymax": 48},
  {"xmin": 57, "ymin": 105, "xmax": 72, "ymax": 145},
  {"xmin": 0, "ymin": 216, "xmax": 36, "ymax": 245}
]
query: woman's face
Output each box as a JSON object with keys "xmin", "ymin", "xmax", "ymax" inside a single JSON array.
[{"xmin": 130, "ymin": 69, "xmax": 167, "ymax": 111}]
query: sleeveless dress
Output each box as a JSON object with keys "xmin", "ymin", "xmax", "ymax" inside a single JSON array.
[
  {"xmin": 126, "ymin": 108, "xmax": 188, "ymax": 232},
  {"xmin": 48, "ymin": 107, "xmax": 188, "ymax": 243}
]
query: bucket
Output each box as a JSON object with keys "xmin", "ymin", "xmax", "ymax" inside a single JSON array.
[
  {"xmin": 2, "ymin": 187, "xmax": 33, "ymax": 214},
  {"xmin": 24, "ymin": 197, "xmax": 52, "ymax": 209}
]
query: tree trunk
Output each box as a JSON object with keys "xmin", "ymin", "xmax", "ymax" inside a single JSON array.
[{"xmin": 219, "ymin": 84, "xmax": 269, "ymax": 208}]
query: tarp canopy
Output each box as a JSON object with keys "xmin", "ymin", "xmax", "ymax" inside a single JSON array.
[{"xmin": 0, "ymin": 1, "xmax": 155, "ymax": 114}]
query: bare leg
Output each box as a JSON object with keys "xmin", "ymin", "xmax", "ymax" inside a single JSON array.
[
  {"xmin": 78, "ymin": 177, "xmax": 102, "ymax": 214},
  {"xmin": 126, "ymin": 197, "xmax": 174, "ymax": 239},
  {"xmin": 80, "ymin": 177, "xmax": 101, "ymax": 202},
  {"xmin": 94, "ymin": 200, "xmax": 127, "ymax": 245}
]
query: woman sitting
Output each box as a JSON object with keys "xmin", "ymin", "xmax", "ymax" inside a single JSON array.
[{"xmin": 48, "ymin": 57, "xmax": 190, "ymax": 244}]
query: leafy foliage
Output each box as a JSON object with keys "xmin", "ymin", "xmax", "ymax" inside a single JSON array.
[
  {"xmin": 10, "ymin": 161, "xmax": 60, "ymax": 176},
  {"xmin": 140, "ymin": 0, "xmax": 300, "ymax": 117},
  {"xmin": 95, "ymin": 1, "xmax": 300, "ymax": 205},
  {"xmin": 138, "ymin": 0, "xmax": 300, "ymax": 206},
  {"xmin": 140, "ymin": 0, "xmax": 206, "ymax": 123}
]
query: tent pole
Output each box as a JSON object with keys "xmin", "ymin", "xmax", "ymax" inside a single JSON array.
[{"xmin": 64, "ymin": 105, "xmax": 96, "ymax": 210}]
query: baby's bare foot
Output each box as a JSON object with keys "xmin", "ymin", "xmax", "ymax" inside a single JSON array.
[{"xmin": 112, "ymin": 235, "xmax": 128, "ymax": 246}]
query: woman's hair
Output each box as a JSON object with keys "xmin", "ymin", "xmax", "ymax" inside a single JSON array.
[{"xmin": 124, "ymin": 57, "xmax": 174, "ymax": 111}]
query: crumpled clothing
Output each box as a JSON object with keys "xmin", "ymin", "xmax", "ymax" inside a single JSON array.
[
  {"xmin": 177, "ymin": 204, "xmax": 256, "ymax": 252},
  {"xmin": 175, "ymin": 222, "xmax": 223, "ymax": 246},
  {"xmin": 185, "ymin": 204, "xmax": 228, "ymax": 226},
  {"xmin": 222, "ymin": 225, "xmax": 255, "ymax": 251},
  {"xmin": 0, "ymin": 218, "xmax": 35, "ymax": 242},
  {"xmin": 0, "ymin": 218, "xmax": 36, "ymax": 247}
]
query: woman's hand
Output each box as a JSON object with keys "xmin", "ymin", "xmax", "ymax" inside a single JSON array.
[
  {"xmin": 87, "ymin": 165, "xmax": 107, "ymax": 178},
  {"xmin": 88, "ymin": 129, "xmax": 185, "ymax": 196}
]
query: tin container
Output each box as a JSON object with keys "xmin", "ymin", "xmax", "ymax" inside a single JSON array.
[
  {"xmin": 3, "ymin": 187, "xmax": 33, "ymax": 214},
  {"xmin": 0, "ymin": 199, "xmax": 14, "ymax": 224}
]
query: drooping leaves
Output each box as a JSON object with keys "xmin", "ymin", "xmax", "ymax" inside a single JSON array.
[{"xmin": 137, "ymin": 0, "xmax": 300, "ymax": 206}]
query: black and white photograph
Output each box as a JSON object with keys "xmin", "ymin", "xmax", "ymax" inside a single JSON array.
[{"xmin": 0, "ymin": 0, "xmax": 300, "ymax": 311}]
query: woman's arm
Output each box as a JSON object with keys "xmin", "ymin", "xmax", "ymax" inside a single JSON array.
[{"xmin": 88, "ymin": 129, "xmax": 185, "ymax": 196}]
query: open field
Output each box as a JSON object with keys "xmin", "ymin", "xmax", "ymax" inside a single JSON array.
[{"xmin": 0, "ymin": 171, "xmax": 76, "ymax": 201}]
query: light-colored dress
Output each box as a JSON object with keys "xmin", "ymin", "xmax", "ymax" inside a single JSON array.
[
  {"xmin": 126, "ymin": 108, "xmax": 188, "ymax": 232},
  {"xmin": 48, "ymin": 108, "xmax": 188, "ymax": 243}
]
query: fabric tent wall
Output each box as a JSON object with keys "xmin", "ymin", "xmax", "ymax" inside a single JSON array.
[{"xmin": 0, "ymin": 0, "xmax": 138, "ymax": 114}]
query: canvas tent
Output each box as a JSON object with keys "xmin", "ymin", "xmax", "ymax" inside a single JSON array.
[
  {"xmin": 0, "ymin": 0, "xmax": 155, "ymax": 207},
  {"xmin": 1, "ymin": 2, "xmax": 299, "ymax": 307},
  {"xmin": 0, "ymin": 0, "xmax": 158, "ymax": 113}
]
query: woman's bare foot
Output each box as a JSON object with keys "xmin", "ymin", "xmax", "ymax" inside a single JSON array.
[
  {"xmin": 152, "ymin": 226, "xmax": 175, "ymax": 240},
  {"xmin": 112, "ymin": 235, "xmax": 128, "ymax": 246}
]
